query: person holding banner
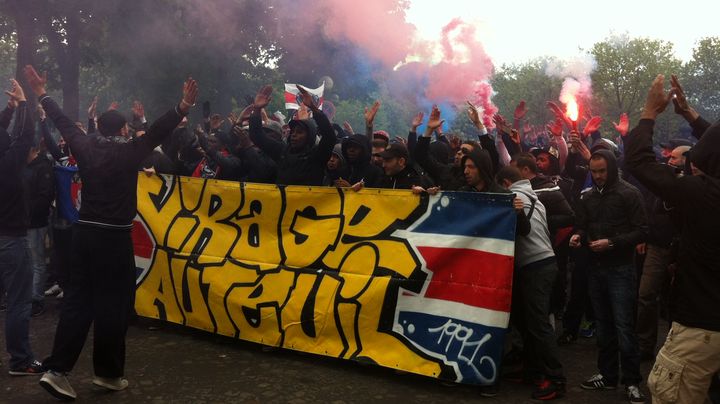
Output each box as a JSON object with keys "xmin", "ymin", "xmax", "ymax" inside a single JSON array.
[
  {"xmin": 23, "ymin": 65, "xmax": 199, "ymax": 401},
  {"xmin": 0, "ymin": 79, "xmax": 45, "ymax": 376},
  {"xmin": 248, "ymin": 84, "xmax": 335, "ymax": 186}
]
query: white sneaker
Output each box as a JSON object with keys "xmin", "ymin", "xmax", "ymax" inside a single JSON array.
[
  {"xmin": 40, "ymin": 371, "xmax": 77, "ymax": 401},
  {"xmin": 56, "ymin": 291, "xmax": 64, "ymax": 299},
  {"xmin": 93, "ymin": 376, "xmax": 128, "ymax": 391},
  {"xmin": 44, "ymin": 284, "xmax": 62, "ymax": 296}
]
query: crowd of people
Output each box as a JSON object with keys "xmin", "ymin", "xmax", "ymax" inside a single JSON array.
[{"xmin": 0, "ymin": 65, "xmax": 718, "ymax": 404}]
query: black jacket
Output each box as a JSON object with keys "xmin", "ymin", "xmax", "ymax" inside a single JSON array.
[
  {"xmin": 249, "ymin": 112, "xmax": 335, "ymax": 186},
  {"xmin": 0, "ymin": 102, "xmax": 34, "ymax": 236},
  {"xmin": 575, "ymin": 150, "xmax": 647, "ymax": 266},
  {"xmin": 24, "ymin": 154, "xmax": 55, "ymax": 228},
  {"xmin": 530, "ymin": 175, "xmax": 575, "ymax": 236},
  {"xmin": 625, "ymin": 118, "xmax": 720, "ymax": 331},
  {"xmin": 340, "ymin": 134, "xmax": 383, "ymax": 187},
  {"xmin": 40, "ymin": 95, "xmax": 186, "ymax": 229},
  {"xmin": 377, "ymin": 165, "xmax": 426, "ymax": 190},
  {"xmin": 414, "ymin": 136, "xmax": 465, "ymax": 191}
]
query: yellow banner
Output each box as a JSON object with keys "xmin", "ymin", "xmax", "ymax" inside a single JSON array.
[{"xmin": 133, "ymin": 174, "xmax": 516, "ymax": 385}]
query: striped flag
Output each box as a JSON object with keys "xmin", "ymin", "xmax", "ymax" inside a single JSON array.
[
  {"xmin": 284, "ymin": 83, "xmax": 324, "ymax": 111},
  {"xmin": 393, "ymin": 192, "xmax": 516, "ymax": 385}
]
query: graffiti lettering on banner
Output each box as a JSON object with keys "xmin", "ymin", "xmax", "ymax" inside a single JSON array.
[{"xmin": 133, "ymin": 175, "xmax": 516, "ymax": 385}]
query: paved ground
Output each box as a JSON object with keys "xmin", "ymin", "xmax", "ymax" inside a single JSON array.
[{"xmin": 2, "ymin": 297, "xmax": 663, "ymax": 403}]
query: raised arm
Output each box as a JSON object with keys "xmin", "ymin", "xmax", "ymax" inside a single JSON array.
[
  {"xmin": 0, "ymin": 80, "xmax": 34, "ymax": 171},
  {"xmin": 38, "ymin": 106, "xmax": 63, "ymax": 162},
  {"xmin": 624, "ymin": 74, "xmax": 686, "ymax": 206},
  {"xmin": 364, "ymin": 100, "xmax": 380, "ymax": 138},
  {"xmin": 0, "ymin": 103, "xmax": 14, "ymax": 130},
  {"xmin": 246, "ymin": 85, "xmax": 284, "ymax": 162}
]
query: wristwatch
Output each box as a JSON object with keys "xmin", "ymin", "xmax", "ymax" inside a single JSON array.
[{"xmin": 607, "ymin": 240, "xmax": 615, "ymax": 249}]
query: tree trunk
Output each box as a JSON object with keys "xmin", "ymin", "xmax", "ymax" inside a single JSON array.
[
  {"xmin": 44, "ymin": 11, "xmax": 81, "ymax": 121},
  {"xmin": 9, "ymin": 0, "xmax": 39, "ymax": 110}
]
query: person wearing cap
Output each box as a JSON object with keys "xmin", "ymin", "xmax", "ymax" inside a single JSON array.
[
  {"xmin": 24, "ymin": 65, "xmax": 199, "ymax": 400},
  {"xmin": 377, "ymin": 142, "xmax": 427, "ymax": 190},
  {"xmin": 248, "ymin": 85, "xmax": 335, "ymax": 186},
  {"xmin": 1, "ymin": 79, "xmax": 45, "ymax": 376},
  {"xmin": 625, "ymin": 74, "xmax": 720, "ymax": 404}
]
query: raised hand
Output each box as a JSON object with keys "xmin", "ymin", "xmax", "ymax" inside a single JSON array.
[
  {"xmin": 523, "ymin": 122, "xmax": 532, "ymax": 135},
  {"xmin": 132, "ymin": 100, "xmax": 145, "ymax": 119},
  {"xmin": 411, "ymin": 111, "xmax": 424, "ymax": 130},
  {"xmin": 426, "ymin": 105, "xmax": 444, "ymax": 131},
  {"xmin": 466, "ymin": 100, "xmax": 482, "ymax": 127},
  {"xmin": 179, "ymin": 77, "xmax": 199, "ymax": 114},
  {"xmin": 364, "ymin": 100, "xmax": 380, "ymax": 125},
  {"xmin": 514, "ymin": 100, "xmax": 528, "ymax": 120},
  {"xmin": 296, "ymin": 85, "xmax": 318, "ymax": 111},
  {"xmin": 342, "ymin": 121, "xmax": 354, "ymax": 135},
  {"xmin": 296, "ymin": 103, "xmax": 310, "ymax": 120},
  {"xmin": 37, "ymin": 104, "xmax": 46, "ymax": 121},
  {"xmin": 254, "ymin": 85, "xmax": 273, "ymax": 109},
  {"xmin": 582, "ymin": 116, "xmax": 603, "ymax": 136},
  {"xmin": 88, "ymin": 96, "xmax": 98, "ymax": 119},
  {"xmin": 641, "ymin": 74, "xmax": 671, "ymax": 120},
  {"xmin": 547, "ymin": 101, "xmax": 573, "ymax": 127},
  {"xmin": 669, "ymin": 74, "xmax": 699, "ymax": 123},
  {"xmin": 612, "ymin": 113, "xmax": 629, "ymax": 137},
  {"xmin": 5, "ymin": 79, "xmax": 26, "ymax": 103},
  {"xmin": 227, "ymin": 112, "xmax": 241, "ymax": 127},
  {"xmin": 546, "ymin": 119, "xmax": 564, "ymax": 137},
  {"xmin": 493, "ymin": 113, "xmax": 513, "ymax": 135},
  {"xmin": 22, "ymin": 65, "xmax": 47, "ymax": 96}
]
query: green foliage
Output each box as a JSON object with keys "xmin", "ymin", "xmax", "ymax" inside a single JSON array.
[
  {"xmin": 683, "ymin": 37, "xmax": 720, "ymax": 119},
  {"xmin": 590, "ymin": 34, "xmax": 684, "ymax": 142},
  {"xmin": 491, "ymin": 57, "xmax": 563, "ymax": 126}
]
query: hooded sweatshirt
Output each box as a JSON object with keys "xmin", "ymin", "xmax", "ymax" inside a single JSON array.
[
  {"xmin": 625, "ymin": 118, "xmax": 720, "ymax": 331},
  {"xmin": 575, "ymin": 150, "xmax": 648, "ymax": 266},
  {"xmin": 249, "ymin": 111, "xmax": 335, "ymax": 186},
  {"xmin": 340, "ymin": 134, "xmax": 383, "ymax": 187},
  {"xmin": 459, "ymin": 149, "xmax": 531, "ymax": 237},
  {"xmin": 509, "ymin": 179, "xmax": 555, "ymax": 268}
]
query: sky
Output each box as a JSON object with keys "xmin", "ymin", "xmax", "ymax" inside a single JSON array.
[{"xmin": 406, "ymin": 0, "xmax": 720, "ymax": 67}]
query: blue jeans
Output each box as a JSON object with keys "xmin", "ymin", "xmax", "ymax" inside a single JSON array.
[
  {"xmin": 0, "ymin": 235, "xmax": 35, "ymax": 368},
  {"xmin": 28, "ymin": 227, "xmax": 49, "ymax": 303},
  {"xmin": 587, "ymin": 261, "xmax": 641, "ymax": 386}
]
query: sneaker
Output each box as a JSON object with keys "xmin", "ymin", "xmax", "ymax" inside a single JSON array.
[
  {"xmin": 626, "ymin": 385, "xmax": 645, "ymax": 403},
  {"xmin": 579, "ymin": 320, "xmax": 596, "ymax": 338},
  {"xmin": 479, "ymin": 384, "xmax": 499, "ymax": 397},
  {"xmin": 93, "ymin": 376, "xmax": 129, "ymax": 391},
  {"xmin": 581, "ymin": 374, "xmax": 617, "ymax": 390},
  {"xmin": 9, "ymin": 360, "xmax": 45, "ymax": 376},
  {"xmin": 56, "ymin": 291, "xmax": 64, "ymax": 299},
  {"xmin": 31, "ymin": 302, "xmax": 45, "ymax": 317},
  {"xmin": 40, "ymin": 371, "xmax": 77, "ymax": 401},
  {"xmin": 557, "ymin": 332, "xmax": 577, "ymax": 346},
  {"xmin": 532, "ymin": 379, "xmax": 566, "ymax": 400},
  {"xmin": 44, "ymin": 284, "xmax": 62, "ymax": 296}
]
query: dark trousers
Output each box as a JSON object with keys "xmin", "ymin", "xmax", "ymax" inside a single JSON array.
[
  {"xmin": 43, "ymin": 224, "xmax": 135, "ymax": 377},
  {"xmin": 563, "ymin": 248, "xmax": 594, "ymax": 335},
  {"xmin": 0, "ymin": 235, "xmax": 34, "ymax": 368},
  {"xmin": 550, "ymin": 242, "xmax": 569, "ymax": 315},
  {"xmin": 49, "ymin": 227, "xmax": 73, "ymax": 289},
  {"xmin": 588, "ymin": 261, "xmax": 642, "ymax": 386},
  {"xmin": 512, "ymin": 260, "xmax": 565, "ymax": 383}
]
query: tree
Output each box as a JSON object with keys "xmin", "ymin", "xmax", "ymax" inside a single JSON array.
[
  {"xmin": 590, "ymin": 34, "xmax": 683, "ymax": 141},
  {"xmin": 683, "ymin": 37, "xmax": 720, "ymax": 119},
  {"xmin": 490, "ymin": 57, "xmax": 563, "ymax": 128}
]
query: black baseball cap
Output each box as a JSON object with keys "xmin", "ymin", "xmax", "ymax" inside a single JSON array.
[{"xmin": 379, "ymin": 143, "xmax": 409, "ymax": 160}]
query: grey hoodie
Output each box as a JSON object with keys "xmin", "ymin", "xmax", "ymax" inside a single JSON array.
[{"xmin": 509, "ymin": 179, "xmax": 555, "ymax": 268}]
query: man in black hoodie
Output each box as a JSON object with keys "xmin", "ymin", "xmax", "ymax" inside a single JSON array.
[
  {"xmin": 336, "ymin": 133, "xmax": 383, "ymax": 188},
  {"xmin": 570, "ymin": 149, "xmax": 647, "ymax": 403},
  {"xmin": 0, "ymin": 79, "xmax": 44, "ymax": 376},
  {"xmin": 248, "ymin": 85, "xmax": 335, "ymax": 186},
  {"xmin": 625, "ymin": 74, "xmax": 720, "ymax": 404},
  {"xmin": 24, "ymin": 65, "xmax": 198, "ymax": 401}
]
